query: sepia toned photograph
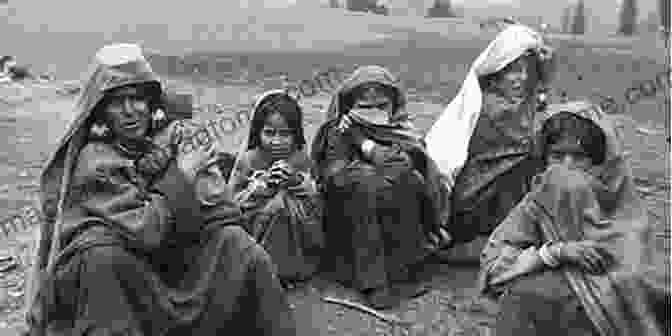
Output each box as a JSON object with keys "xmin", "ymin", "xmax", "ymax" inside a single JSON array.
[{"xmin": 0, "ymin": 0, "xmax": 669, "ymax": 335}]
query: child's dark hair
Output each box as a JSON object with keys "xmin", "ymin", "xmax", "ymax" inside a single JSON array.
[
  {"xmin": 247, "ymin": 93, "xmax": 306, "ymax": 150},
  {"xmin": 540, "ymin": 111, "xmax": 607, "ymax": 165}
]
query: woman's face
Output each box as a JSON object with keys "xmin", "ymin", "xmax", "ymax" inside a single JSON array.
[
  {"xmin": 103, "ymin": 86, "xmax": 151, "ymax": 142},
  {"xmin": 492, "ymin": 56, "xmax": 532, "ymax": 99},
  {"xmin": 260, "ymin": 112, "xmax": 295, "ymax": 157}
]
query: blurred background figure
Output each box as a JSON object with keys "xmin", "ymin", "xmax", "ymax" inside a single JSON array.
[{"xmin": 0, "ymin": 55, "xmax": 35, "ymax": 82}]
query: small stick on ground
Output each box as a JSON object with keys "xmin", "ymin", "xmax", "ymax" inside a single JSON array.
[{"xmin": 322, "ymin": 296, "xmax": 414, "ymax": 327}]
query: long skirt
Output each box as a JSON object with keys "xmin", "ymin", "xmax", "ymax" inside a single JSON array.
[
  {"xmin": 322, "ymin": 166, "xmax": 434, "ymax": 291},
  {"xmin": 31, "ymin": 225, "xmax": 297, "ymax": 336},
  {"xmin": 244, "ymin": 192, "xmax": 324, "ymax": 282},
  {"xmin": 495, "ymin": 270, "xmax": 599, "ymax": 336}
]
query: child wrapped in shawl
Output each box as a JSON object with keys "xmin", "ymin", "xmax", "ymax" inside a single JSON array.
[
  {"xmin": 27, "ymin": 44, "xmax": 297, "ymax": 336},
  {"xmin": 311, "ymin": 65, "xmax": 448, "ymax": 309},
  {"xmin": 230, "ymin": 90, "xmax": 323, "ymax": 284},
  {"xmin": 479, "ymin": 101, "xmax": 670, "ymax": 336}
]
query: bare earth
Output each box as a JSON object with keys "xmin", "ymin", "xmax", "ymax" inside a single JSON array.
[{"xmin": 0, "ymin": 3, "xmax": 668, "ymax": 336}]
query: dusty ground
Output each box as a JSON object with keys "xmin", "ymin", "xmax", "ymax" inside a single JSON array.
[
  {"xmin": 0, "ymin": 76, "xmax": 667, "ymax": 336},
  {"xmin": 0, "ymin": 3, "xmax": 668, "ymax": 335},
  {"xmin": 0, "ymin": 79, "xmax": 498, "ymax": 336}
]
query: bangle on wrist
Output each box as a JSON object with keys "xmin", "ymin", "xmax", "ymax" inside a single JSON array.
[
  {"xmin": 539, "ymin": 242, "xmax": 561, "ymax": 268},
  {"xmin": 199, "ymin": 197, "xmax": 218, "ymax": 207},
  {"xmin": 361, "ymin": 139, "xmax": 376, "ymax": 157}
]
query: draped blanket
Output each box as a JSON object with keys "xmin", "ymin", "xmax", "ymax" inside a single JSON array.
[
  {"xmin": 480, "ymin": 101, "xmax": 670, "ymax": 336},
  {"xmin": 312, "ymin": 65, "xmax": 448, "ymax": 235},
  {"xmin": 349, "ymin": 110, "xmax": 447, "ymax": 223},
  {"xmin": 27, "ymin": 45, "xmax": 299, "ymax": 336},
  {"xmin": 424, "ymin": 24, "xmax": 546, "ymax": 193}
]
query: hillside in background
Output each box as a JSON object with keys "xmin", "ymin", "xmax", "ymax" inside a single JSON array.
[
  {"xmin": 0, "ymin": 0, "xmax": 666, "ymax": 166},
  {"xmin": 0, "ymin": 1, "xmax": 667, "ymax": 334},
  {"xmin": 290, "ymin": 0, "xmax": 661, "ymax": 35},
  {"xmin": 458, "ymin": 0, "xmax": 660, "ymax": 35},
  {"xmin": 0, "ymin": 0, "xmax": 665, "ymax": 76}
]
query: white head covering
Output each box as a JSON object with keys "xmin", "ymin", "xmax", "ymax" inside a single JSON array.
[{"xmin": 424, "ymin": 25, "xmax": 545, "ymax": 192}]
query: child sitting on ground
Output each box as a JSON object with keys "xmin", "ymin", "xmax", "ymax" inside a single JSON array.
[{"xmin": 231, "ymin": 90, "xmax": 324, "ymax": 286}]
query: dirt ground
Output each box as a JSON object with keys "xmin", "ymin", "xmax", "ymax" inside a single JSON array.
[
  {"xmin": 0, "ymin": 3, "xmax": 668, "ymax": 335},
  {"xmin": 0, "ymin": 74, "xmax": 667, "ymax": 336},
  {"xmin": 0, "ymin": 79, "xmax": 498, "ymax": 336}
]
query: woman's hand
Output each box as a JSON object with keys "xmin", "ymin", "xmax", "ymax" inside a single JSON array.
[
  {"xmin": 136, "ymin": 143, "xmax": 173, "ymax": 177},
  {"xmin": 553, "ymin": 240, "xmax": 613, "ymax": 274},
  {"xmin": 95, "ymin": 157, "xmax": 135, "ymax": 174},
  {"xmin": 177, "ymin": 141, "xmax": 218, "ymax": 184}
]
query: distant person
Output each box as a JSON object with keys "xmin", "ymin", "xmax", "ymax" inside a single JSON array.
[
  {"xmin": 231, "ymin": 90, "xmax": 324, "ymax": 286},
  {"xmin": 312, "ymin": 65, "xmax": 448, "ymax": 309},
  {"xmin": 0, "ymin": 55, "xmax": 34, "ymax": 81},
  {"xmin": 480, "ymin": 101, "xmax": 670, "ymax": 336},
  {"xmin": 26, "ymin": 43, "xmax": 297, "ymax": 336},
  {"xmin": 425, "ymin": 24, "xmax": 556, "ymax": 247}
]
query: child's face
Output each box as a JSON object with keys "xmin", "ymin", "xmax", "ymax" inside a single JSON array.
[
  {"xmin": 260, "ymin": 112, "xmax": 295, "ymax": 157},
  {"xmin": 546, "ymin": 143, "xmax": 593, "ymax": 172},
  {"xmin": 351, "ymin": 84, "xmax": 395, "ymax": 118}
]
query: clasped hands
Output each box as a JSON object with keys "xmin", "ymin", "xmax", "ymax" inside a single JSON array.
[
  {"xmin": 543, "ymin": 240, "xmax": 615, "ymax": 275},
  {"xmin": 254, "ymin": 160, "xmax": 301, "ymax": 189}
]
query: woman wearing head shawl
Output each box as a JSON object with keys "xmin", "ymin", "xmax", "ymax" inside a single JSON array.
[
  {"xmin": 230, "ymin": 90, "xmax": 323, "ymax": 286},
  {"xmin": 26, "ymin": 44, "xmax": 297, "ymax": 336},
  {"xmin": 311, "ymin": 65, "xmax": 447, "ymax": 309},
  {"xmin": 424, "ymin": 24, "xmax": 556, "ymax": 245},
  {"xmin": 480, "ymin": 101, "xmax": 670, "ymax": 336}
]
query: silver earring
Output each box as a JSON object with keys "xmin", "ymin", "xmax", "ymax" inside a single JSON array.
[
  {"xmin": 152, "ymin": 108, "xmax": 167, "ymax": 130},
  {"xmin": 153, "ymin": 108, "xmax": 166, "ymax": 123},
  {"xmin": 90, "ymin": 123, "xmax": 110, "ymax": 138}
]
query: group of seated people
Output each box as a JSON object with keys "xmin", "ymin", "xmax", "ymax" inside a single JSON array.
[{"xmin": 23, "ymin": 24, "xmax": 669, "ymax": 336}]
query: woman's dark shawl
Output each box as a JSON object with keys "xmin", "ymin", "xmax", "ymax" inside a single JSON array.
[{"xmin": 37, "ymin": 45, "xmax": 162, "ymax": 274}]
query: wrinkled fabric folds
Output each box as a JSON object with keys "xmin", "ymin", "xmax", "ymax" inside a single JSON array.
[
  {"xmin": 480, "ymin": 102, "xmax": 670, "ymax": 336},
  {"xmin": 27, "ymin": 45, "xmax": 297, "ymax": 336},
  {"xmin": 311, "ymin": 65, "xmax": 441, "ymax": 290}
]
